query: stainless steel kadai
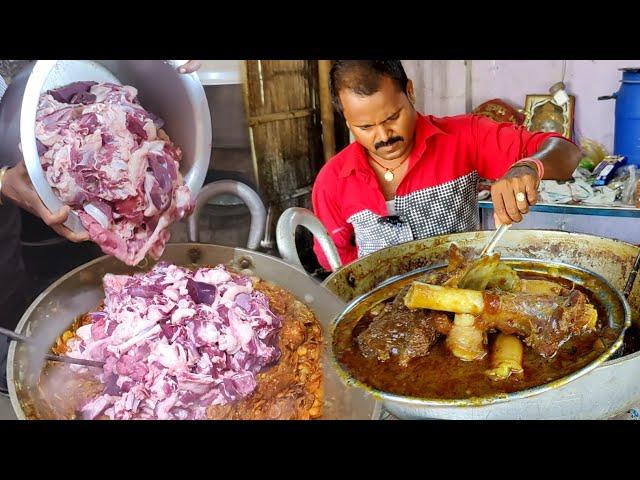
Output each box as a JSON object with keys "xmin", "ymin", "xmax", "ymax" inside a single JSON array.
[
  {"xmin": 329, "ymin": 256, "xmax": 629, "ymax": 419},
  {"xmin": 6, "ymin": 182, "xmax": 380, "ymax": 420},
  {"xmin": 276, "ymin": 206, "xmax": 640, "ymax": 419}
]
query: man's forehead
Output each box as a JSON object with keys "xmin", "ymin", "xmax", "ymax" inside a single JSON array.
[{"xmin": 340, "ymin": 77, "xmax": 405, "ymax": 125}]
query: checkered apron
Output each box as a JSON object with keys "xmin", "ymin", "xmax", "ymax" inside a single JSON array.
[{"xmin": 347, "ymin": 171, "xmax": 480, "ymax": 258}]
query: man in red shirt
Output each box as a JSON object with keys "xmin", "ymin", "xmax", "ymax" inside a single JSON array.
[{"xmin": 312, "ymin": 60, "xmax": 580, "ymax": 271}]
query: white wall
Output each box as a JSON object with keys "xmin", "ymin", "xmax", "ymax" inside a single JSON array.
[
  {"xmin": 402, "ymin": 60, "xmax": 640, "ymax": 153},
  {"xmin": 402, "ymin": 60, "xmax": 466, "ymax": 116},
  {"xmin": 197, "ymin": 60, "xmax": 241, "ymax": 85}
]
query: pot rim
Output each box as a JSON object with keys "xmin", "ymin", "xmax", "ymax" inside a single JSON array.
[{"xmin": 323, "ymin": 230, "xmax": 640, "ymax": 286}]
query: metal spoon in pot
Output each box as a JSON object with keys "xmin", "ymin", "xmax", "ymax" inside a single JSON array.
[
  {"xmin": 480, "ymin": 223, "xmax": 512, "ymax": 257},
  {"xmin": 0, "ymin": 326, "xmax": 105, "ymax": 369}
]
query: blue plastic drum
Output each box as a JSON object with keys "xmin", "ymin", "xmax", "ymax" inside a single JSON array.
[{"xmin": 600, "ymin": 68, "xmax": 640, "ymax": 166}]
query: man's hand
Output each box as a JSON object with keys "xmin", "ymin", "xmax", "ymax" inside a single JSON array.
[
  {"xmin": 177, "ymin": 60, "xmax": 202, "ymax": 74},
  {"xmin": 491, "ymin": 161, "xmax": 540, "ymax": 226},
  {"xmin": 1, "ymin": 160, "xmax": 89, "ymax": 243}
]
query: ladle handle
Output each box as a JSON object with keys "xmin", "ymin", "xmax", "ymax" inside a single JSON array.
[
  {"xmin": 0, "ymin": 326, "xmax": 104, "ymax": 369},
  {"xmin": 0, "ymin": 326, "xmax": 39, "ymax": 345},
  {"xmin": 623, "ymin": 252, "xmax": 640, "ymax": 299},
  {"xmin": 43, "ymin": 354, "xmax": 104, "ymax": 369},
  {"xmin": 480, "ymin": 223, "xmax": 511, "ymax": 257}
]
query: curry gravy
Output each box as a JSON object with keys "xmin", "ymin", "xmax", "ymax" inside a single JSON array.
[{"xmin": 333, "ymin": 271, "xmax": 623, "ymax": 399}]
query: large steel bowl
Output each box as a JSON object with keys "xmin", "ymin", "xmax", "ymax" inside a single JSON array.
[
  {"xmin": 0, "ymin": 60, "xmax": 212, "ymax": 233},
  {"xmin": 7, "ymin": 243, "xmax": 380, "ymax": 420},
  {"xmin": 330, "ymin": 255, "xmax": 630, "ymax": 419},
  {"xmin": 322, "ymin": 230, "xmax": 640, "ymax": 419}
]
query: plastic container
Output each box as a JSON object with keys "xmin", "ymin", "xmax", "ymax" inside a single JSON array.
[{"xmin": 599, "ymin": 68, "xmax": 640, "ymax": 167}]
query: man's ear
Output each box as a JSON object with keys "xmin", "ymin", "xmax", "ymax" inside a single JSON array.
[{"xmin": 407, "ymin": 79, "xmax": 416, "ymax": 105}]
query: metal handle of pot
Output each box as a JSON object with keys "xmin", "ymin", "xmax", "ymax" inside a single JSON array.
[
  {"xmin": 275, "ymin": 207, "xmax": 342, "ymax": 272},
  {"xmin": 187, "ymin": 180, "xmax": 266, "ymax": 250}
]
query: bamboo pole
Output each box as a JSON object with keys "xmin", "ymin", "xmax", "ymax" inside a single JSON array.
[
  {"xmin": 318, "ymin": 60, "xmax": 336, "ymax": 162},
  {"xmin": 240, "ymin": 60, "xmax": 260, "ymax": 190}
]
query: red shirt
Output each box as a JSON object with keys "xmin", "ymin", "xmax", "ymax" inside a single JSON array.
[{"xmin": 312, "ymin": 113, "xmax": 564, "ymax": 271}]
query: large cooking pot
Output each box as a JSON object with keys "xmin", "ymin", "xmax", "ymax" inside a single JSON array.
[
  {"xmin": 6, "ymin": 185, "xmax": 380, "ymax": 420},
  {"xmin": 0, "ymin": 60, "xmax": 212, "ymax": 233},
  {"xmin": 7, "ymin": 244, "xmax": 379, "ymax": 420},
  {"xmin": 276, "ymin": 208, "xmax": 640, "ymax": 419}
]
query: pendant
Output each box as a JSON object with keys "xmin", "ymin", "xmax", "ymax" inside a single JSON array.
[{"xmin": 384, "ymin": 170, "xmax": 394, "ymax": 182}]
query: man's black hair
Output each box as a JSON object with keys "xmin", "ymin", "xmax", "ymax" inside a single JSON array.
[{"xmin": 329, "ymin": 60, "xmax": 409, "ymax": 113}]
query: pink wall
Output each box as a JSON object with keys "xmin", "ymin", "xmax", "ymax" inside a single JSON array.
[
  {"xmin": 471, "ymin": 60, "xmax": 640, "ymax": 152},
  {"xmin": 403, "ymin": 60, "xmax": 640, "ymax": 153},
  {"xmin": 403, "ymin": 60, "xmax": 467, "ymax": 117}
]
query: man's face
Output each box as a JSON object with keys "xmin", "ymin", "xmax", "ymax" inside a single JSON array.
[{"xmin": 339, "ymin": 76, "xmax": 417, "ymax": 162}]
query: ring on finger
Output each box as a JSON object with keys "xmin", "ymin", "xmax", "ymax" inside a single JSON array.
[{"xmin": 516, "ymin": 192, "xmax": 526, "ymax": 203}]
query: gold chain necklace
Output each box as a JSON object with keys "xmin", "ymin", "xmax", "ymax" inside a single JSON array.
[{"xmin": 369, "ymin": 155, "xmax": 409, "ymax": 182}]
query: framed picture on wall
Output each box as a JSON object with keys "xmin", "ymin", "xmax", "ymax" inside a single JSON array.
[
  {"xmin": 473, "ymin": 98, "xmax": 526, "ymax": 125},
  {"xmin": 523, "ymin": 94, "xmax": 575, "ymax": 139}
]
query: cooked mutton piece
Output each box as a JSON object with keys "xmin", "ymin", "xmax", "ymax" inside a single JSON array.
[
  {"xmin": 357, "ymin": 286, "xmax": 451, "ymax": 367},
  {"xmin": 404, "ymin": 282, "xmax": 597, "ymax": 358},
  {"xmin": 486, "ymin": 263, "xmax": 522, "ymax": 292},
  {"xmin": 517, "ymin": 278, "xmax": 567, "ymax": 296},
  {"xmin": 415, "ymin": 244, "xmax": 471, "ymax": 288},
  {"xmin": 479, "ymin": 289, "xmax": 597, "ymax": 358}
]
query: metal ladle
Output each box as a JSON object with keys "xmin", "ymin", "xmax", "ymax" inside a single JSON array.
[
  {"xmin": 480, "ymin": 223, "xmax": 512, "ymax": 257},
  {"xmin": 0, "ymin": 326, "xmax": 104, "ymax": 369}
]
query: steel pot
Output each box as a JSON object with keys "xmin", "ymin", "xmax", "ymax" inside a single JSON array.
[
  {"xmin": 276, "ymin": 207, "xmax": 640, "ymax": 419},
  {"xmin": 7, "ymin": 185, "xmax": 379, "ymax": 420},
  {"xmin": 330, "ymin": 256, "xmax": 630, "ymax": 419}
]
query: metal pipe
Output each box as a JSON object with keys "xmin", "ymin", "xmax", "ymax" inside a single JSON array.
[
  {"xmin": 0, "ymin": 326, "xmax": 43, "ymax": 346},
  {"xmin": 188, "ymin": 180, "xmax": 266, "ymax": 250},
  {"xmin": 276, "ymin": 207, "xmax": 342, "ymax": 272},
  {"xmin": 465, "ymin": 60, "xmax": 473, "ymax": 113}
]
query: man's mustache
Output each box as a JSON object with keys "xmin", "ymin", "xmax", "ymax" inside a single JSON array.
[{"xmin": 375, "ymin": 136, "xmax": 404, "ymax": 150}]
